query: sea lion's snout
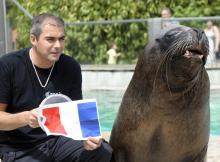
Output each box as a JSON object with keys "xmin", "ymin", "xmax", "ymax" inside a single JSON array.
[
  {"xmin": 183, "ymin": 50, "xmax": 203, "ymax": 59},
  {"xmin": 163, "ymin": 27, "xmax": 209, "ymax": 65},
  {"xmin": 184, "ymin": 28, "xmax": 209, "ymax": 64}
]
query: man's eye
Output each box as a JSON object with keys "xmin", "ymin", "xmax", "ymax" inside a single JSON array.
[
  {"xmin": 59, "ymin": 37, "xmax": 65, "ymax": 41},
  {"xmin": 46, "ymin": 38, "xmax": 55, "ymax": 42}
]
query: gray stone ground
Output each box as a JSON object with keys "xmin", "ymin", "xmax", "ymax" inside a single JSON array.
[{"xmin": 207, "ymin": 136, "xmax": 220, "ymax": 162}]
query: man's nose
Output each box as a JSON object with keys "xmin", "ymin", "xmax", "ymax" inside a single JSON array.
[{"xmin": 54, "ymin": 40, "xmax": 62, "ymax": 48}]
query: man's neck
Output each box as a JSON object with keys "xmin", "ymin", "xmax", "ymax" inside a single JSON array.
[{"xmin": 29, "ymin": 48, "xmax": 54, "ymax": 68}]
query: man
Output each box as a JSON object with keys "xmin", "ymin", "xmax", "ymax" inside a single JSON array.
[
  {"xmin": 0, "ymin": 13, "xmax": 112, "ymax": 162},
  {"xmin": 160, "ymin": 7, "xmax": 179, "ymax": 29}
]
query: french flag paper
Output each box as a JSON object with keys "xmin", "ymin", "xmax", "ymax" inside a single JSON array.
[{"xmin": 37, "ymin": 99, "xmax": 102, "ymax": 140}]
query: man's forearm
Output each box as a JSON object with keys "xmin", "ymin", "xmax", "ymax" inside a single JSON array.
[{"xmin": 0, "ymin": 111, "xmax": 29, "ymax": 130}]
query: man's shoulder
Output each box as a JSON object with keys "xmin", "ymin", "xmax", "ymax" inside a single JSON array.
[
  {"xmin": 59, "ymin": 54, "xmax": 81, "ymax": 68},
  {"xmin": 0, "ymin": 48, "xmax": 29, "ymax": 64}
]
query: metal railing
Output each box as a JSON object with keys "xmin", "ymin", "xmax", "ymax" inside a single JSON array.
[{"xmin": 1, "ymin": 0, "xmax": 220, "ymax": 67}]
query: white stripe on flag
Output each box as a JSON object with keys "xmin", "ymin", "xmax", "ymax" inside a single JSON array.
[{"xmin": 59, "ymin": 102, "xmax": 83, "ymax": 140}]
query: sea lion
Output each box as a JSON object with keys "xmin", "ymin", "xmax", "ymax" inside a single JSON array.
[{"xmin": 110, "ymin": 26, "xmax": 210, "ymax": 162}]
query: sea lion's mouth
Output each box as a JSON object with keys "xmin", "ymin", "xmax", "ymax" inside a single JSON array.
[{"xmin": 183, "ymin": 50, "xmax": 203, "ymax": 59}]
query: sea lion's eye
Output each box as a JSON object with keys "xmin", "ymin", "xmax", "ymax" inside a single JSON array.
[
  {"xmin": 165, "ymin": 31, "xmax": 181, "ymax": 39},
  {"xmin": 165, "ymin": 33, "xmax": 173, "ymax": 39}
]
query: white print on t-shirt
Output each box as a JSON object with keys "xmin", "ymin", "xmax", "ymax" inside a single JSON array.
[{"xmin": 45, "ymin": 91, "xmax": 61, "ymax": 98}]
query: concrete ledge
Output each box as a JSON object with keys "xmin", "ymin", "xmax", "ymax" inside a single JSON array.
[
  {"xmin": 81, "ymin": 63, "xmax": 220, "ymax": 71},
  {"xmin": 81, "ymin": 64, "xmax": 135, "ymax": 72},
  {"xmin": 81, "ymin": 64, "xmax": 220, "ymax": 90}
]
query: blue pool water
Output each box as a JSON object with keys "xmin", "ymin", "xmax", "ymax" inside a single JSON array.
[
  {"xmin": 210, "ymin": 90, "xmax": 220, "ymax": 135},
  {"xmin": 83, "ymin": 90, "xmax": 220, "ymax": 135}
]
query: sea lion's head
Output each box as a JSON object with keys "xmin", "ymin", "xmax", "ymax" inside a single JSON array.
[
  {"xmin": 157, "ymin": 26, "xmax": 208, "ymax": 65},
  {"xmin": 137, "ymin": 26, "xmax": 209, "ymax": 93}
]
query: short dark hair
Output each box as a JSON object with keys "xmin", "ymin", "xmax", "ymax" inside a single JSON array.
[
  {"xmin": 161, "ymin": 7, "xmax": 173, "ymax": 15},
  {"xmin": 30, "ymin": 13, "xmax": 65, "ymax": 39}
]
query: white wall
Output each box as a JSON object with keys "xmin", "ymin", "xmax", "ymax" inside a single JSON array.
[{"xmin": 82, "ymin": 65, "xmax": 220, "ymax": 90}]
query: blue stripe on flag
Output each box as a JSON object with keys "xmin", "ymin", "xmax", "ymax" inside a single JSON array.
[{"xmin": 77, "ymin": 101, "xmax": 101, "ymax": 138}]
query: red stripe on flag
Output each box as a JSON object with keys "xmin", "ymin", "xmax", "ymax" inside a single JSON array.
[{"xmin": 42, "ymin": 106, "xmax": 67, "ymax": 135}]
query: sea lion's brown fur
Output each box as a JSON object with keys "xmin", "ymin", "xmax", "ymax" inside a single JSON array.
[{"xmin": 110, "ymin": 26, "xmax": 210, "ymax": 162}]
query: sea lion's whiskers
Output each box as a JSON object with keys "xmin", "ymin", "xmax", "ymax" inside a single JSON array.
[
  {"xmin": 163, "ymin": 39, "xmax": 194, "ymax": 96},
  {"xmin": 162, "ymin": 40, "xmax": 185, "ymax": 95},
  {"xmin": 153, "ymin": 49, "xmax": 172, "ymax": 90},
  {"xmin": 153, "ymin": 40, "xmax": 182, "ymax": 92}
]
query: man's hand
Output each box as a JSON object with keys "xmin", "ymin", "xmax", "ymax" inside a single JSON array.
[
  {"xmin": 83, "ymin": 137, "xmax": 103, "ymax": 151},
  {"xmin": 27, "ymin": 109, "xmax": 40, "ymax": 128}
]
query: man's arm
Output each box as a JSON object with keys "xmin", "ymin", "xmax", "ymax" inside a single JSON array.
[{"xmin": 0, "ymin": 103, "xmax": 39, "ymax": 130}]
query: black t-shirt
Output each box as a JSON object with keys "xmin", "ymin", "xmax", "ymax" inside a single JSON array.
[{"xmin": 0, "ymin": 48, "xmax": 82, "ymax": 152}]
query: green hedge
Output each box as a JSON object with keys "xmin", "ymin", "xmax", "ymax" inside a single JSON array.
[{"xmin": 6, "ymin": 0, "xmax": 220, "ymax": 64}]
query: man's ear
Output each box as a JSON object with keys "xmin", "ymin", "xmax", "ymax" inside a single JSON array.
[{"xmin": 30, "ymin": 34, "xmax": 37, "ymax": 46}]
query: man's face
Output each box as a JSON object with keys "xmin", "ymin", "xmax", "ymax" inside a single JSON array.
[
  {"xmin": 206, "ymin": 21, "xmax": 213, "ymax": 28},
  {"xmin": 161, "ymin": 10, "xmax": 171, "ymax": 18},
  {"xmin": 31, "ymin": 22, "xmax": 65, "ymax": 63}
]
